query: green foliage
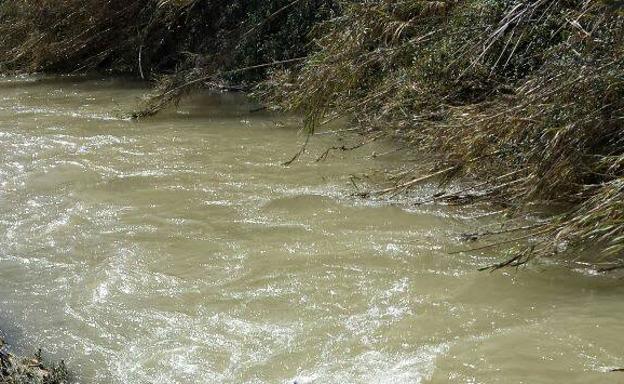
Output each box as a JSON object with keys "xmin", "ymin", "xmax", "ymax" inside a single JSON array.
[
  {"xmin": 0, "ymin": 0, "xmax": 337, "ymax": 117},
  {"xmin": 0, "ymin": 0, "xmax": 338, "ymax": 79},
  {"xmin": 0, "ymin": 0, "xmax": 154, "ymax": 73}
]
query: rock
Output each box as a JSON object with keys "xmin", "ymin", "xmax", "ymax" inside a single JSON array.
[{"xmin": 0, "ymin": 346, "xmax": 69, "ymax": 384}]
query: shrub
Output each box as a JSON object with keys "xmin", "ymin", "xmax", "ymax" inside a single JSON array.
[{"xmin": 263, "ymin": 0, "xmax": 624, "ymax": 268}]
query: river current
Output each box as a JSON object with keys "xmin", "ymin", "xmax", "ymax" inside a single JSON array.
[{"xmin": 0, "ymin": 76, "xmax": 623, "ymax": 383}]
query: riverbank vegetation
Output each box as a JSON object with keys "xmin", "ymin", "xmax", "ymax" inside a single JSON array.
[
  {"xmin": 0, "ymin": 1, "xmax": 336, "ymax": 104},
  {"xmin": 0, "ymin": 0, "xmax": 622, "ymax": 269},
  {"xmin": 264, "ymin": 0, "xmax": 624, "ymax": 270}
]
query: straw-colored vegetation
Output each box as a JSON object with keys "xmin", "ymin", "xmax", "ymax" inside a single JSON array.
[
  {"xmin": 0, "ymin": 0, "xmax": 622, "ymax": 269},
  {"xmin": 262, "ymin": 0, "xmax": 624, "ymax": 270}
]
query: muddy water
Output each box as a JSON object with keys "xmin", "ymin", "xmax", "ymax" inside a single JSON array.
[{"xmin": 0, "ymin": 76, "xmax": 622, "ymax": 384}]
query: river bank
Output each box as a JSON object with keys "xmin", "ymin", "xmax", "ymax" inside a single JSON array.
[
  {"xmin": 1, "ymin": 1, "xmax": 622, "ymax": 268},
  {"xmin": 1, "ymin": 336, "xmax": 68, "ymax": 384}
]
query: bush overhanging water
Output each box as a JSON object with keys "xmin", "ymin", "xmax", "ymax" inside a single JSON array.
[{"xmin": 263, "ymin": 0, "xmax": 624, "ymax": 269}]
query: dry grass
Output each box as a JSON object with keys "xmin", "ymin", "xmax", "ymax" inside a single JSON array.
[
  {"xmin": 261, "ymin": 0, "xmax": 624, "ymax": 269},
  {"xmin": 0, "ymin": 0, "xmax": 337, "ymax": 99}
]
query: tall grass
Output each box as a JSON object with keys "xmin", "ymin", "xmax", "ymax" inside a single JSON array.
[
  {"xmin": 262, "ymin": 0, "xmax": 624, "ymax": 269},
  {"xmin": 0, "ymin": 0, "xmax": 337, "ymax": 78}
]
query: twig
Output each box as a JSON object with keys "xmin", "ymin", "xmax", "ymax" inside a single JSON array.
[
  {"xmin": 598, "ymin": 264, "xmax": 624, "ymax": 273},
  {"xmin": 449, "ymin": 227, "xmax": 553, "ymax": 255},
  {"xmin": 316, "ymin": 133, "xmax": 383, "ymax": 162},
  {"xmin": 314, "ymin": 127, "xmax": 362, "ymax": 136},
  {"xmin": 283, "ymin": 132, "xmax": 311, "ymax": 166},
  {"xmin": 363, "ymin": 166, "xmax": 458, "ymax": 197}
]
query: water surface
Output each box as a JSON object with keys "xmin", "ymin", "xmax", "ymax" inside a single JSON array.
[{"xmin": 0, "ymin": 76, "xmax": 623, "ymax": 384}]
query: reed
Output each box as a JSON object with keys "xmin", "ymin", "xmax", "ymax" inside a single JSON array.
[
  {"xmin": 262, "ymin": 0, "xmax": 624, "ymax": 269},
  {"xmin": 0, "ymin": 0, "xmax": 336, "ymax": 81}
]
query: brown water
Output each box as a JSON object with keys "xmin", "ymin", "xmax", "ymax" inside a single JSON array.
[{"xmin": 0, "ymin": 76, "xmax": 623, "ymax": 384}]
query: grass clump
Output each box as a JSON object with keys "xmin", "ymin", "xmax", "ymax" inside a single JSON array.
[{"xmin": 261, "ymin": 0, "xmax": 624, "ymax": 269}]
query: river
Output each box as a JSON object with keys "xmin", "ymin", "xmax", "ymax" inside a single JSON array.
[{"xmin": 0, "ymin": 76, "xmax": 623, "ymax": 383}]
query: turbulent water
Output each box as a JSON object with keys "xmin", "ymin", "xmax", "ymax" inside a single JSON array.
[{"xmin": 0, "ymin": 76, "xmax": 623, "ymax": 384}]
